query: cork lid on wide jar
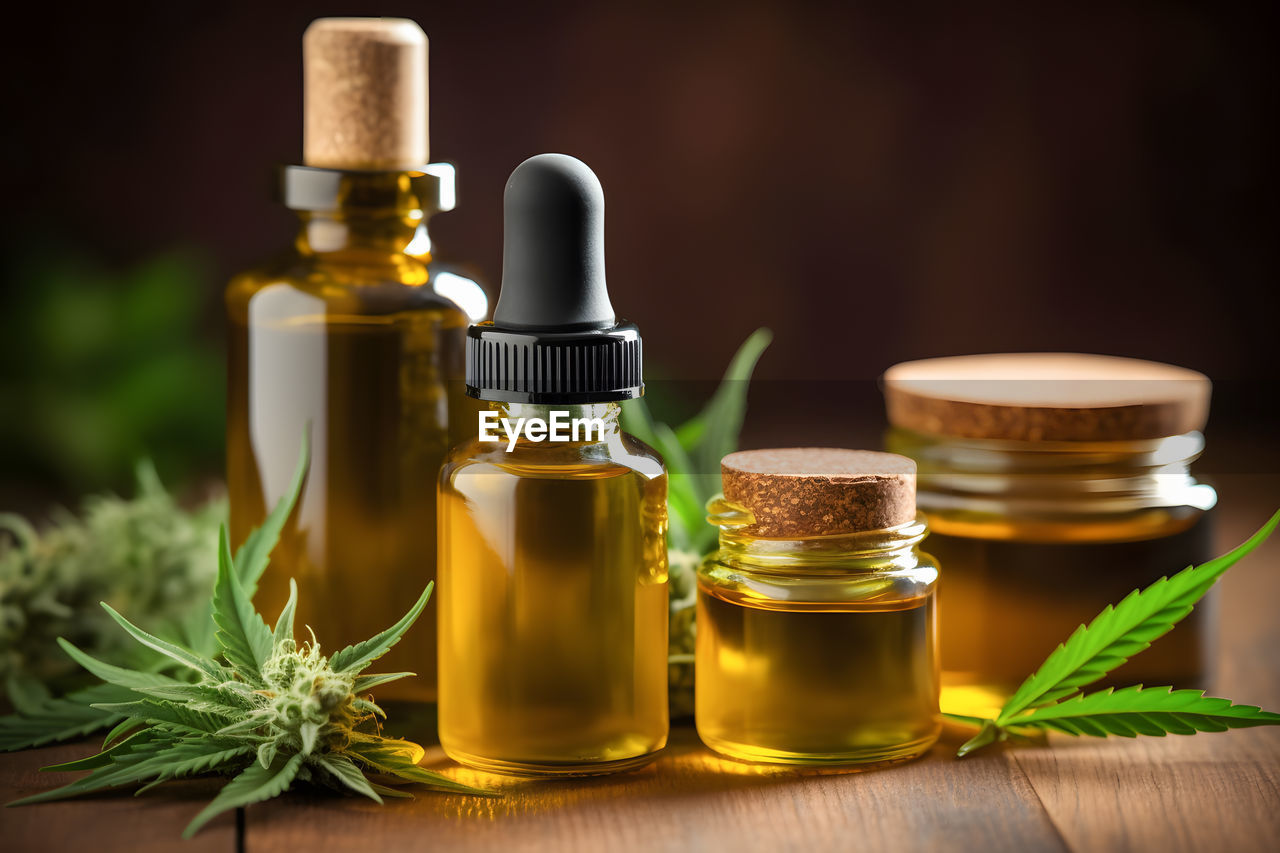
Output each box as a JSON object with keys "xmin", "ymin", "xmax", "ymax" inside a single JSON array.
[
  {"xmin": 882, "ymin": 353, "xmax": 1211, "ymax": 443},
  {"xmin": 721, "ymin": 448, "xmax": 917, "ymax": 538}
]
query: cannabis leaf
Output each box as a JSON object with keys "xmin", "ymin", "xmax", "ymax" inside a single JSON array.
[
  {"xmin": 1006, "ymin": 686, "xmax": 1280, "ymax": 736},
  {"xmin": 210, "ymin": 529, "xmax": 272, "ymax": 683},
  {"xmin": 954, "ymin": 509, "xmax": 1280, "ymax": 756},
  {"xmin": 183, "ymin": 753, "xmax": 304, "ymax": 839},
  {"xmin": 8, "ymin": 550, "xmax": 490, "ymax": 836},
  {"xmin": 328, "ymin": 584, "xmax": 432, "ymax": 674}
]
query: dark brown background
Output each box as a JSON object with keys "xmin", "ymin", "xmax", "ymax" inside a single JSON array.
[{"xmin": 1, "ymin": 0, "xmax": 1276, "ymax": 493}]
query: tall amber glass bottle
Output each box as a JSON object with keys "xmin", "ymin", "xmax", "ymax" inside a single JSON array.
[{"xmin": 226, "ymin": 19, "xmax": 484, "ymax": 704}]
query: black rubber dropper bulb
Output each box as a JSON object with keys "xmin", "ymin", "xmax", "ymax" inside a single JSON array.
[
  {"xmin": 465, "ymin": 154, "xmax": 643, "ymax": 403},
  {"xmin": 494, "ymin": 153, "xmax": 615, "ymax": 330}
]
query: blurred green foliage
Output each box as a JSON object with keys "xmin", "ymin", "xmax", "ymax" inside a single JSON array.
[
  {"xmin": 0, "ymin": 248, "xmax": 224, "ymax": 494},
  {"xmin": 0, "ymin": 463, "xmax": 224, "ymax": 707}
]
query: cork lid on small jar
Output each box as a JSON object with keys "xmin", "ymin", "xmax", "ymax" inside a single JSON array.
[
  {"xmin": 883, "ymin": 353, "xmax": 1210, "ymax": 442},
  {"xmin": 721, "ymin": 448, "xmax": 917, "ymax": 538}
]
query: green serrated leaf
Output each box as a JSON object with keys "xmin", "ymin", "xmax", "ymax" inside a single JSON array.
[
  {"xmin": 233, "ymin": 430, "xmax": 310, "ymax": 595},
  {"xmin": 347, "ymin": 738, "xmax": 491, "ymax": 796},
  {"xmin": 102, "ymin": 717, "xmax": 141, "ymax": 748},
  {"xmin": 55, "ymin": 639, "xmax": 184, "ymax": 690},
  {"xmin": 183, "ymin": 752, "xmax": 304, "ymax": 838},
  {"xmin": 212, "ymin": 526, "xmax": 272, "ymax": 683},
  {"xmin": 131, "ymin": 682, "xmax": 251, "ymax": 716},
  {"xmin": 100, "ymin": 603, "xmax": 222, "ymax": 681},
  {"xmin": 92, "ymin": 700, "xmax": 234, "ymax": 736},
  {"xmin": 1009, "ymin": 686, "xmax": 1280, "ymax": 737},
  {"xmin": 43, "ymin": 731, "xmax": 155, "ymax": 772},
  {"xmin": 0, "ymin": 683, "xmax": 134, "ymax": 751},
  {"xmin": 8, "ymin": 734, "xmax": 182, "ymax": 805},
  {"xmin": 957, "ymin": 719, "xmax": 1004, "ymax": 757},
  {"xmin": 999, "ymin": 510, "xmax": 1280, "ymax": 723},
  {"xmin": 274, "ymin": 579, "xmax": 298, "ymax": 648},
  {"xmin": 133, "ymin": 739, "xmax": 254, "ymax": 795},
  {"xmin": 316, "ymin": 752, "xmax": 383, "ymax": 803},
  {"xmin": 351, "ymin": 697, "xmax": 386, "ymax": 719},
  {"xmin": 353, "ymin": 672, "xmax": 415, "ymax": 693},
  {"xmin": 367, "ymin": 782, "xmax": 415, "ymax": 799},
  {"xmin": 328, "ymin": 584, "xmax": 433, "ymax": 674},
  {"xmin": 214, "ymin": 716, "xmax": 267, "ymax": 738}
]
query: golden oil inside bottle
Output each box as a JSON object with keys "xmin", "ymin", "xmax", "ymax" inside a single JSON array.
[
  {"xmin": 437, "ymin": 419, "xmax": 669, "ymax": 776},
  {"xmin": 881, "ymin": 354, "xmax": 1219, "ymax": 718},
  {"xmin": 227, "ymin": 272, "xmax": 471, "ymax": 705},
  {"xmin": 929, "ymin": 510, "xmax": 1214, "ymax": 716},
  {"xmin": 696, "ymin": 584, "xmax": 939, "ymax": 765}
]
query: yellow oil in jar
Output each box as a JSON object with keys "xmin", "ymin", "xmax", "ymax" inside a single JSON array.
[
  {"xmin": 437, "ymin": 431, "xmax": 669, "ymax": 776},
  {"xmin": 696, "ymin": 583, "xmax": 940, "ymax": 765},
  {"xmin": 930, "ymin": 509, "xmax": 1214, "ymax": 716}
]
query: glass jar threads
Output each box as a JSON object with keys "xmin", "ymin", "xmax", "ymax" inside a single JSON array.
[
  {"xmin": 695, "ymin": 449, "xmax": 940, "ymax": 766},
  {"xmin": 883, "ymin": 353, "xmax": 1218, "ymax": 712}
]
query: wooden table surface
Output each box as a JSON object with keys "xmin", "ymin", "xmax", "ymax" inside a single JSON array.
[{"xmin": 2, "ymin": 477, "xmax": 1277, "ymax": 852}]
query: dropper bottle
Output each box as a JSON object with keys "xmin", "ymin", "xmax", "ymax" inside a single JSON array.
[
  {"xmin": 225, "ymin": 18, "xmax": 485, "ymax": 706},
  {"xmin": 437, "ymin": 154, "xmax": 670, "ymax": 776}
]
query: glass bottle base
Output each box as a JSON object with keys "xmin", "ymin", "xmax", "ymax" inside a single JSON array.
[
  {"xmin": 697, "ymin": 728, "xmax": 939, "ymax": 768},
  {"xmin": 443, "ymin": 745, "xmax": 663, "ymax": 778}
]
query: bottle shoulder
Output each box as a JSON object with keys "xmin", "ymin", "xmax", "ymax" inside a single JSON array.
[
  {"xmin": 442, "ymin": 432, "xmax": 666, "ymax": 484},
  {"xmin": 226, "ymin": 255, "xmax": 473, "ymax": 326},
  {"xmin": 698, "ymin": 548, "xmax": 939, "ymax": 610}
]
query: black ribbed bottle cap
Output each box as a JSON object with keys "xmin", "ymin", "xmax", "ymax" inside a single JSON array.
[{"xmin": 466, "ymin": 154, "xmax": 643, "ymax": 403}]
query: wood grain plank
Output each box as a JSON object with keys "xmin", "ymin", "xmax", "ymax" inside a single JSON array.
[
  {"xmin": 0, "ymin": 740, "xmax": 237, "ymax": 853},
  {"xmin": 1011, "ymin": 476, "xmax": 1280, "ymax": 853},
  {"xmin": 247, "ymin": 727, "xmax": 1067, "ymax": 853},
  {"xmin": 1012, "ymin": 730, "xmax": 1280, "ymax": 853}
]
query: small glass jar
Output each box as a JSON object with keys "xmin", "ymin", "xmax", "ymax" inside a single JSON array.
[
  {"xmin": 695, "ymin": 449, "xmax": 940, "ymax": 766},
  {"xmin": 883, "ymin": 354, "xmax": 1218, "ymax": 714}
]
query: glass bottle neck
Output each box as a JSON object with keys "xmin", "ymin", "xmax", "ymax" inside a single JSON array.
[
  {"xmin": 706, "ymin": 497, "xmax": 929, "ymax": 573},
  {"xmin": 282, "ymin": 165, "xmax": 456, "ymax": 263},
  {"xmin": 886, "ymin": 427, "xmax": 1217, "ymax": 521},
  {"xmin": 295, "ymin": 209, "xmax": 435, "ymax": 260}
]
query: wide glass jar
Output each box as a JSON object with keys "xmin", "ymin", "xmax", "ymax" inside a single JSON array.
[
  {"xmin": 883, "ymin": 353, "xmax": 1218, "ymax": 715},
  {"xmin": 696, "ymin": 449, "xmax": 940, "ymax": 766}
]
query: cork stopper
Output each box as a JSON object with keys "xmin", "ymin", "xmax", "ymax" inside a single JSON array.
[
  {"xmin": 721, "ymin": 448, "xmax": 917, "ymax": 538},
  {"xmin": 303, "ymin": 18, "xmax": 428, "ymax": 170},
  {"xmin": 884, "ymin": 353, "xmax": 1210, "ymax": 443}
]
